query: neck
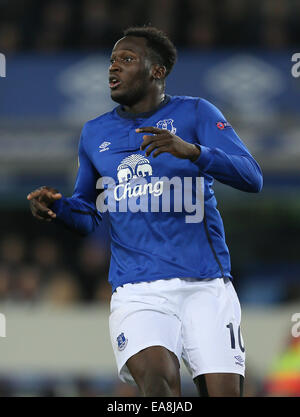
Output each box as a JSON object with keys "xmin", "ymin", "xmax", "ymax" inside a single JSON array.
[{"xmin": 122, "ymin": 90, "xmax": 165, "ymax": 114}]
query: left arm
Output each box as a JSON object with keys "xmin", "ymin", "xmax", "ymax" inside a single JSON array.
[
  {"xmin": 137, "ymin": 100, "xmax": 263, "ymax": 193},
  {"xmin": 191, "ymin": 99, "xmax": 263, "ymax": 193}
]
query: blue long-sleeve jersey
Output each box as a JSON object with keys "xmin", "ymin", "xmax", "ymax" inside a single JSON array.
[{"xmin": 51, "ymin": 95, "xmax": 263, "ymax": 292}]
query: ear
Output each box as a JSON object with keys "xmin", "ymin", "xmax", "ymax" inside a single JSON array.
[{"xmin": 152, "ymin": 64, "xmax": 167, "ymax": 80}]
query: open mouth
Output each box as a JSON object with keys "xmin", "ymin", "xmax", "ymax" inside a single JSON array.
[{"xmin": 109, "ymin": 77, "xmax": 122, "ymax": 89}]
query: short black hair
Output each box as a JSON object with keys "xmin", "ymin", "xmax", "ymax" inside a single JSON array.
[{"xmin": 123, "ymin": 26, "xmax": 177, "ymax": 77}]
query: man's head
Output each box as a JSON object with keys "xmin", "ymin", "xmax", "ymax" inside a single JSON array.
[{"xmin": 109, "ymin": 26, "xmax": 177, "ymax": 106}]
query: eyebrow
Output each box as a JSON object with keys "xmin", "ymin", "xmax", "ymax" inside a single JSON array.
[{"xmin": 111, "ymin": 48, "xmax": 138, "ymax": 56}]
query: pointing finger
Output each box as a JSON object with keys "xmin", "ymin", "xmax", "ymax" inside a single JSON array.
[
  {"xmin": 27, "ymin": 189, "xmax": 44, "ymax": 200},
  {"xmin": 136, "ymin": 127, "xmax": 168, "ymax": 135},
  {"xmin": 42, "ymin": 191, "xmax": 62, "ymax": 201}
]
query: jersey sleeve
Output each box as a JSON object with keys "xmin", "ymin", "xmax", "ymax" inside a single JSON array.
[
  {"xmin": 192, "ymin": 98, "xmax": 263, "ymax": 192},
  {"xmin": 50, "ymin": 127, "xmax": 102, "ymax": 235}
]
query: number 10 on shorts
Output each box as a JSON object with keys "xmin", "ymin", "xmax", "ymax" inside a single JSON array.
[{"xmin": 226, "ymin": 323, "xmax": 245, "ymax": 352}]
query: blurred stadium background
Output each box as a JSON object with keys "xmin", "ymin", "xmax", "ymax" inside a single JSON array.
[{"xmin": 0, "ymin": 0, "xmax": 300, "ymax": 397}]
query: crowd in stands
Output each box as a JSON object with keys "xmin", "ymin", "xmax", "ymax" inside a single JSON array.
[
  {"xmin": 0, "ymin": 233, "xmax": 111, "ymax": 305},
  {"xmin": 0, "ymin": 0, "xmax": 299, "ymax": 53}
]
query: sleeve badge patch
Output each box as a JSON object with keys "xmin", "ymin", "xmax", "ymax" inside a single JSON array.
[{"xmin": 216, "ymin": 121, "xmax": 232, "ymax": 130}]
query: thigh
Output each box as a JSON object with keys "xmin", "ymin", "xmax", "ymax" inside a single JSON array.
[
  {"xmin": 127, "ymin": 345, "xmax": 181, "ymax": 396},
  {"xmin": 181, "ymin": 278, "xmax": 245, "ymax": 380}
]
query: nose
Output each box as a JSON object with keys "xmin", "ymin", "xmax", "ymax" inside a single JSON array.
[{"xmin": 109, "ymin": 60, "xmax": 121, "ymax": 73}]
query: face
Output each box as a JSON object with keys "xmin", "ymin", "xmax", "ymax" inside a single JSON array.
[{"xmin": 109, "ymin": 36, "xmax": 154, "ymax": 106}]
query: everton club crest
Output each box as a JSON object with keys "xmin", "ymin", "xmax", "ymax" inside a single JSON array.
[
  {"xmin": 156, "ymin": 119, "xmax": 177, "ymax": 134},
  {"xmin": 117, "ymin": 332, "xmax": 128, "ymax": 351}
]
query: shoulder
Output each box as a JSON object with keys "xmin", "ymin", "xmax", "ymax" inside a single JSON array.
[
  {"xmin": 170, "ymin": 95, "xmax": 220, "ymax": 114},
  {"xmin": 78, "ymin": 108, "xmax": 117, "ymax": 153},
  {"xmin": 170, "ymin": 95, "xmax": 200, "ymax": 107},
  {"xmin": 169, "ymin": 95, "xmax": 225, "ymax": 124},
  {"xmin": 166, "ymin": 96, "xmax": 200, "ymax": 121},
  {"xmin": 196, "ymin": 98, "xmax": 225, "ymax": 119},
  {"xmin": 82, "ymin": 108, "xmax": 116, "ymax": 136}
]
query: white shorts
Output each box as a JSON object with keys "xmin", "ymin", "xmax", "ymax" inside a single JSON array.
[{"xmin": 109, "ymin": 277, "xmax": 245, "ymax": 385}]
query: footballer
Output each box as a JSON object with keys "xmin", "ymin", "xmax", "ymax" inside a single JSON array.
[{"xmin": 28, "ymin": 26, "xmax": 263, "ymax": 397}]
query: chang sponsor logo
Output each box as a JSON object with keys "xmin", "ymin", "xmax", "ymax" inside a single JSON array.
[
  {"xmin": 114, "ymin": 178, "xmax": 163, "ymax": 202},
  {"xmin": 95, "ymin": 153, "xmax": 204, "ymax": 223},
  {"xmin": 114, "ymin": 154, "xmax": 162, "ymax": 202},
  {"xmin": 117, "ymin": 154, "xmax": 152, "ymax": 183},
  {"xmin": 96, "ymin": 169, "xmax": 204, "ymax": 223}
]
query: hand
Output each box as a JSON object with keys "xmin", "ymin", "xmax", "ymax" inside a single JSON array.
[
  {"xmin": 136, "ymin": 126, "xmax": 200, "ymax": 161},
  {"xmin": 27, "ymin": 186, "xmax": 62, "ymax": 222}
]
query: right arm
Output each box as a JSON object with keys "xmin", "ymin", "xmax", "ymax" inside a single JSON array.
[{"xmin": 28, "ymin": 131, "xmax": 102, "ymax": 236}]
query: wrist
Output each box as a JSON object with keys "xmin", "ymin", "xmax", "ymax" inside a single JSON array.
[
  {"xmin": 50, "ymin": 197, "xmax": 63, "ymax": 215},
  {"xmin": 188, "ymin": 143, "xmax": 201, "ymax": 162}
]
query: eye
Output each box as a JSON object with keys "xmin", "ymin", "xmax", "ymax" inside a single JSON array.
[
  {"xmin": 123, "ymin": 56, "xmax": 134, "ymax": 63},
  {"xmin": 110, "ymin": 58, "xmax": 115, "ymax": 64}
]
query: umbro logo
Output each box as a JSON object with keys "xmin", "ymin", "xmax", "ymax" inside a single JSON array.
[
  {"xmin": 99, "ymin": 141, "xmax": 111, "ymax": 152},
  {"xmin": 234, "ymin": 355, "xmax": 244, "ymax": 367}
]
